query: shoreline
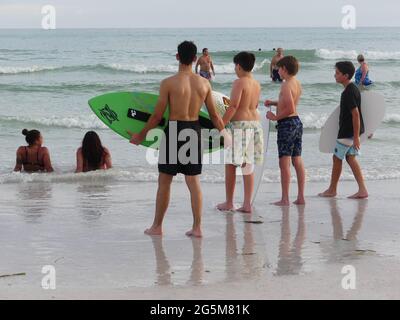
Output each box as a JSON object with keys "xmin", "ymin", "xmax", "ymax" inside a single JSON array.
[{"xmin": 1, "ymin": 179, "xmax": 399, "ymax": 300}]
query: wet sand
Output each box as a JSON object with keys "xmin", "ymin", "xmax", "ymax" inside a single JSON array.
[{"xmin": 1, "ymin": 178, "xmax": 399, "ymax": 299}]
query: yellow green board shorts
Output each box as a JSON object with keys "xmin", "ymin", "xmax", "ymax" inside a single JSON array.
[{"xmin": 225, "ymin": 120, "xmax": 264, "ymax": 166}]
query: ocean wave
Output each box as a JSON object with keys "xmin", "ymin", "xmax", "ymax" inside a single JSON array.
[
  {"xmin": 0, "ymin": 65, "xmax": 59, "ymax": 75},
  {"xmin": 316, "ymin": 49, "xmax": 400, "ymax": 60},
  {"xmin": 0, "ymin": 115, "xmax": 106, "ymax": 130},
  {"xmin": 383, "ymin": 114, "xmax": 400, "ymax": 124},
  {"xmin": 1, "ymin": 166, "xmax": 399, "ymax": 185}
]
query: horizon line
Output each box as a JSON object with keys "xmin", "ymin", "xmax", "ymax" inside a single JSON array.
[{"xmin": 1, "ymin": 26, "xmax": 400, "ymax": 30}]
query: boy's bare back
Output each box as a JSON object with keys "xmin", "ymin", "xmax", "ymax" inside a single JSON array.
[
  {"xmin": 230, "ymin": 77, "xmax": 261, "ymax": 122},
  {"xmin": 278, "ymin": 78, "xmax": 302, "ymax": 117},
  {"xmin": 162, "ymin": 72, "xmax": 211, "ymax": 121}
]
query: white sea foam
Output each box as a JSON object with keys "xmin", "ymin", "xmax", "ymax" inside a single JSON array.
[
  {"xmin": 0, "ymin": 114, "xmax": 107, "ymax": 129},
  {"xmin": 1, "ymin": 166, "xmax": 399, "ymax": 185},
  {"xmin": 316, "ymin": 49, "xmax": 400, "ymax": 60},
  {"xmin": 383, "ymin": 114, "xmax": 400, "ymax": 124},
  {"xmin": 0, "ymin": 65, "xmax": 58, "ymax": 74}
]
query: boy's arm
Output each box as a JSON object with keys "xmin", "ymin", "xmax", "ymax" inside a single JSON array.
[
  {"xmin": 210, "ymin": 59, "xmax": 215, "ymax": 75},
  {"xmin": 222, "ymin": 80, "xmax": 242, "ymax": 125},
  {"xmin": 204, "ymin": 84, "xmax": 224, "ymax": 132},
  {"xmin": 351, "ymin": 108, "xmax": 361, "ymax": 150},
  {"xmin": 195, "ymin": 59, "xmax": 200, "ymax": 74},
  {"xmin": 129, "ymin": 80, "xmax": 168, "ymax": 145},
  {"xmin": 267, "ymin": 84, "xmax": 295, "ymax": 121}
]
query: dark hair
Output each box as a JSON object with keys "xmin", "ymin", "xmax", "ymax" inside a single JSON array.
[
  {"xmin": 202, "ymin": 48, "xmax": 208, "ymax": 54},
  {"xmin": 177, "ymin": 41, "xmax": 197, "ymax": 65},
  {"xmin": 277, "ymin": 56, "xmax": 299, "ymax": 76},
  {"xmin": 233, "ymin": 51, "xmax": 256, "ymax": 72},
  {"xmin": 22, "ymin": 129, "xmax": 41, "ymax": 145},
  {"xmin": 81, "ymin": 131, "xmax": 105, "ymax": 170},
  {"xmin": 357, "ymin": 54, "xmax": 365, "ymax": 62},
  {"xmin": 335, "ymin": 61, "xmax": 356, "ymax": 80}
]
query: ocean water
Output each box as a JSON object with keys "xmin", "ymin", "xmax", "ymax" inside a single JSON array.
[{"xmin": 0, "ymin": 28, "xmax": 400, "ymax": 184}]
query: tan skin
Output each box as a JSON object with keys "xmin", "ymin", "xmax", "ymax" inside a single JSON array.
[
  {"xmin": 14, "ymin": 134, "xmax": 53, "ymax": 173},
  {"xmin": 217, "ymin": 64, "xmax": 261, "ymax": 213},
  {"xmin": 195, "ymin": 50, "xmax": 215, "ymax": 76},
  {"xmin": 270, "ymin": 48, "xmax": 284, "ymax": 79},
  {"xmin": 265, "ymin": 66, "xmax": 306, "ymax": 206},
  {"xmin": 319, "ymin": 69, "xmax": 368, "ymax": 199},
  {"xmin": 75, "ymin": 147, "xmax": 112, "ymax": 173},
  {"xmin": 129, "ymin": 54, "xmax": 226, "ymax": 238}
]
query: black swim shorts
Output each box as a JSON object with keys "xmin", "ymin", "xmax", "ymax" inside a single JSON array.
[{"xmin": 158, "ymin": 120, "xmax": 203, "ymax": 176}]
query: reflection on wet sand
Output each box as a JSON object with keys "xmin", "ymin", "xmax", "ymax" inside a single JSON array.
[
  {"xmin": 329, "ymin": 199, "xmax": 367, "ymax": 241},
  {"xmin": 276, "ymin": 206, "xmax": 306, "ymax": 276},
  {"xmin": 225, "ymin": 214, "xmax": 265, "ymax": 282},
  {"xmin": 16, "ymin": 183, "xmax": 53, "ymax": 223},
  {"xmin": 77, "ymin": 184, "xmax": 111, "ymax": 221},
  {"xmin": 150, "ymin": 236, "xmax": 205, "ymax": 286},
  {"xmin": 150, "ymin": 237, "xmax": 172, "ymax": 286},
  {"xmin": 322, "ymin": 199, "xmax": 368, "ymax": 262},
  {"xmin": 149, "ymin": 213, "xmax": 267, "ymax": 286}
]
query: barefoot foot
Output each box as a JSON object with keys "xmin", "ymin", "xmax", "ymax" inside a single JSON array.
[
  {"xmin": 144, "ymin": 226, "xmax": 162, "ymax": 236},
  {"xmin": 185, "ymin": 228, "xmax": 203, "ymax": 238},
  {"xmin": 318, "ymin": 189, "xmax": 337, "ymax": 198},
  {"xmin": 293, "ymin": 198, "xmax": 306, "ymax": 205},
  {"xmin": 271, "ymin": 200, "xmax": 290, "ymax": 207},
  {"xmin": 348, "ymin": 191, "xmax": 368, "ymax": 199},
  {"xmin": 216, "ymin": 202, "xmax": 235, "ymax": 212},
  {"xmin": 237, "ymin": 205, "xmax": 252, "ymax": 214}
]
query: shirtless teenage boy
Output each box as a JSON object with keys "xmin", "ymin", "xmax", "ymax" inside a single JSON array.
[
  {"xmin": 129, "ymin": 41, "xmax": 227, "ymax": 238},
  {"xmin": 217, "ymin": 52, "xmax": 263, "ymax": 213},
  {"xmin": 265, "ymin": 56, "xmax": 306, "ymax": 206}
]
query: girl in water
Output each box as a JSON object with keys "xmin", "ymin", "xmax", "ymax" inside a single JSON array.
[
  {"xmin": 14, "ymin": 129, "xmax": 54, "ymax": 173},
  {"xmin": 76, "ymin": 131, "xmax": 112, "ymax": 173}
]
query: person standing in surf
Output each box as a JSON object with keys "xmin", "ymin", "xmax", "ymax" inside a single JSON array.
[
  {"xmin": 129, "ymin": 41, "xmax": 228, "ymax": 238},
  {"xmin": 217, "ymin": 52, "xmax": 264, "ymax": 214},
  {"xmin": 14, "ymin": 129, "xmax": 54, "ymax": 173},
  {"xmin": 319, "ymin": 61, "xmax": 368, "ymax": 199},
  {"xmin": 265, "ymin": 56, "xmax": 306, "ymax": 206},
  {"xmin": 270, "ymin": 48, "xmax": 284, "ymax": 82},
  {"xmin": 195, "ymin": 48, "xmax": 215, "ymax": 81}
]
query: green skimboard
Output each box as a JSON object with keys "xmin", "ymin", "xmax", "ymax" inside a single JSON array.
[{"xmin": 88, "ymin": 91, "xmax": 229, "ymax": 152}]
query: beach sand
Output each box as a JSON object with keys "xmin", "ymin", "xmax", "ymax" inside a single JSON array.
[{"xmin": 1, "ymin": 178, "xmax": 399, "ymax": 300}]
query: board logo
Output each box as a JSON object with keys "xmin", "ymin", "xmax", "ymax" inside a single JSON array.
[{"xmin": 100, "ymin": 105, "xmax": 119, "ymax": 124}]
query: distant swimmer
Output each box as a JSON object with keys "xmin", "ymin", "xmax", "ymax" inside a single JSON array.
[
  {"xmin": 270, "ymin": 48, "xmax": 284, "ymax": 82},
  {"xmin": 76, "ymin": 131, "xmax": 112, "ymax": 173},
  {"xmin": 355, "ymin": 54, "xmax": 373, "ymax": 88},
  {"xmin": 195, "ymin": 48, "xmax": 215, "ymax": 81},
  {"xmin": 14, "ymin": 129, "xmax": 54, "ymax": 173}
]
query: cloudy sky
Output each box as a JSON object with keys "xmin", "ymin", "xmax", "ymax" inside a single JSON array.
[{"xmin": 0, "ymin": 0, "xmax": 399, "ymax": 28}]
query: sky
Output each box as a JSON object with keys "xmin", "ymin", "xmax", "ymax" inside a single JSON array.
[{"xmin": 0, "ymin": 0, "xmax": 399, "ymax": 28}]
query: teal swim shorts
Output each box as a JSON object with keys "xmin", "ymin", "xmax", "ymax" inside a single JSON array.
[{"xmin": 334, "ymin": 140, "xmax": 360, "ymax": 160}]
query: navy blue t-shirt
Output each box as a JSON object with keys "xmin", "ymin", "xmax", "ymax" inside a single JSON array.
[{"xmin": 338, "ymin": 83, "xmax": 365, "ymax": 139}]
